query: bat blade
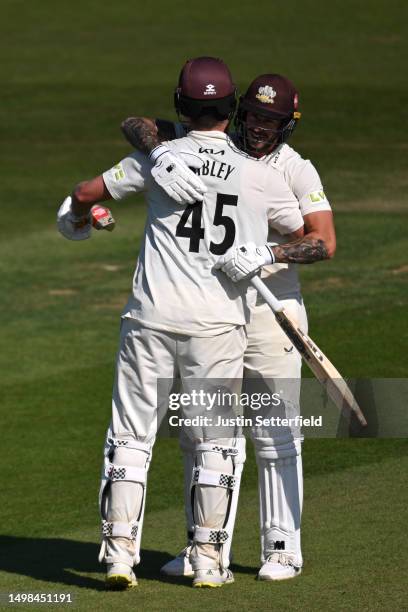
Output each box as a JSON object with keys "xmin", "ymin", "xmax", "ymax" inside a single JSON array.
[
  {"xmin": 250, "ymin": 275, "xmax": 366, "ymax": 426},
  {"xmin": 275, "ymin": 309, "xmax": 367, "ymax": 426}
]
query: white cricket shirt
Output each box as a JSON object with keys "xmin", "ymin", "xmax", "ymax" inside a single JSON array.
[
  {"xmin": 167, "ymin": 123, "xmax": 333, "ymax": 300},
  {"xmin": 103, "ymin": 131, "xmax": 304, "ymax": 336},
  {"xmin": 261, "ymin": 143, "xmax": 332, "ymax": 298}
]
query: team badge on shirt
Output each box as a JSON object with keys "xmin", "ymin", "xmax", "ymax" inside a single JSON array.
[{"xmin": 256, "ymin": 85, "xmax": 277, "ymax": 104}]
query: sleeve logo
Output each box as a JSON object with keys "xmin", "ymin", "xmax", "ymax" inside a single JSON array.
[
  {"xmin": 113, "ymin": 163, "xmax": 125, "ymax": 181},
  {"xmin": 308, "ymin": 190, "xmax": 326, "ymax": 203}
]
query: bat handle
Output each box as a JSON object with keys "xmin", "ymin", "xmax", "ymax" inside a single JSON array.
[{"xmin": 250, "ymin": 275, "xmax": 284, "ymax": 313}]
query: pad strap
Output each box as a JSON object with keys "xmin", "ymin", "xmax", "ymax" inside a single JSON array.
[
  {"xmin": 101, "ymin": 519, "xmax": 138, "ymax": 540},
  {"xmin": 105, "ymin": 463, "xmax": 147, "ymax": 484},
  {"xmin": 195, "ymin": 443, "xmax": 239, "ymax": 458},
  {"xmin": 194, "ymin": 526, "xmax": 229, "ymax": 544},
  {"xmin": 192, "ymin": 467, "xmax": 236, "ymax": 489},
  {"xmin": 108, "ymin": 437, "xmax": 151, "ymax": 453}
]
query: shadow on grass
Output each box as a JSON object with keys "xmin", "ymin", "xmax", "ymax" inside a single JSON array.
[{"xmin": 0, "ymin": 536, "xmax": 180, "ymax": 589}]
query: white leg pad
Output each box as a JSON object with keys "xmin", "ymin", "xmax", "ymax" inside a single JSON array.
[
  {"xmin": 194, "ymin": 526, "xmax": 229, "ymax": 544},
  {"xmin": 179, "ymin": 428, "xmax": 196, "ymax": 542},
  {"xmin": 256, "ymin": 440, "xmax": 303, "ymax": 567},
  {"xmin": 190, "ymin": 439, "xmax": 245, "ymax": 571},
  {"xmin": 101, "ymin": 520, "xmax": 139, "ymax": 539},
  {"xmin": 99, "ymin": 433, "xmax": 152, "ymax": 567},
  {"xmin": 192, "ymin": 466, "xmax": 237, "ymax": 489}
]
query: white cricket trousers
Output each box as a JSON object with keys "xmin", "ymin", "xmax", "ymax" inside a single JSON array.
[
  {"xmin": 99, "ymin": 318, "xmax": 246, "ymax": 568},
  {"xmin": 112, "ymin": 318, "xmax": 246, "ymax": 442}
]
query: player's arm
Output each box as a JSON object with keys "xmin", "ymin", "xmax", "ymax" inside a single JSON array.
[
  {"xmin": 214, "ymin": 214, "xmax": 335, "ymax": 282},
  {"xmin": 217, "ymin": 154, "xmax": 336, "ymax": 280},
  {"xmin": 57, "ymin": 151, "xmax": 150, "ymax": 241},
  {"xmin": 303, "ymin": 210, "xmax": 336, "ymax": 257},
  {"xmin": 270, "ymin": 210, "xmax": 336, "ymax": 263},
  {"xmin": 120, "ymin": 116, "xmax": 206, "ymax": 204},
  {"xmin": 284, "ymin": 226, "xmax": 305, "ymax": 241},
  {"xmin": 244, "ymin": 157, "xmax": 335, "ymax": 266},
  {"xmin": 57, "ymin": 175, "xmax": 114, "ymax": 241},
  {"xmin": 272, "ymin": 152, "xmax": 336, "ymax": 263},
  {"xmin": 121, "ymin": 117, "xmax": 178, "ymax": 152},
  {"xmin": 214, "ymin": 186, "xmax": 307, "ymax": 282},
  {"xmin": 71, "ymin": 175, "xmax": 112, "ymax": 217}
]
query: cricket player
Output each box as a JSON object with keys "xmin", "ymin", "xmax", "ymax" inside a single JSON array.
[
  {"xmin": 57, "ymin": 57, "xmax": 305, "ymax": 589},
  {"xmin": 120, "ymin": 73, "xmax": 336, "ymax": 581}
]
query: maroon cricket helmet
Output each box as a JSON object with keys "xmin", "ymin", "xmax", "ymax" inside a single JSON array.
[
  {"xmin": 235, "ymin": 73, "xmax": 301, "ymax": 155},
  {"xmin": 174, "ymin": 56, "xmax": 237, "ymax": 120},
  {"xmin": 239, "ymin": 74, "xmax": 300, "ymax": 118}
]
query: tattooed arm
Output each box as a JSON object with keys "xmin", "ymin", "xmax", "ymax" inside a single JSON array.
[
  {"xmin": 120, "ymin": 117, "xmax": 178, "ymax": 153},
  {"xmin": 272, "ymin": 236, "xmax": 328, "ymax": 263},
  {"xmin": 271, "ymin": 210, "xmax": 336, "ymax": 264},
  {"xmin": 120, "ymin": 116, "xmax": 206, "ymax": 204},
  {"xmin": 215, "ymin": 211, "xmax": 336, "ymax": 282}
]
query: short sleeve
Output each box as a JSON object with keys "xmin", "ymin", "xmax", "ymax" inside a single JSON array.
[
  {"xmin": 265, "ymin": 171, "xmax": 304, "ymax": 235},
  {"xmin": 287, "ymin": 158, "xmax": 332, "ymax": 216},
  {"xmin": 102, "ymin": 151, "xmax": 152, "ymax": 200}
]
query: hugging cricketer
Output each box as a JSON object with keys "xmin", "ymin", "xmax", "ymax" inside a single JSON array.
[{"xmin": 57, "ymin": 56, "xmax": 335, "ymax": 589}]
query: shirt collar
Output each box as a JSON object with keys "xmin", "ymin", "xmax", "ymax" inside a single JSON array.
[{"xmin": 188, "ymin": 130, "xmax": 229, "ymax": 140}]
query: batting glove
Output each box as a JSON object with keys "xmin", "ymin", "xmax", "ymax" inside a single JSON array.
[
  {"xmin": 214, "ymin": 242, "xmax": 275, "ymax": 282},
  {"xmin": 90, "ymin": 205, "xmax": 115, "ymax": 232},
  {"xmin": 57, "ymin": 197, "xmax": 115, "ymax": 240},
  {"xmin": 150, "ymin": 145, "xmax": 207, "ymax": 204},
  {"xmin": 57, "ymin": 196, "xmax": 92, "ymax": 240}
]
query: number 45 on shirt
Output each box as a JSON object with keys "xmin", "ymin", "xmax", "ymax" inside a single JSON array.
[{"xmin": 176, "ymin": 193, "xmax": 238, "ymax": 255}]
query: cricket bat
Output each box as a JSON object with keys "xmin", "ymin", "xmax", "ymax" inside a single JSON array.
[{"xmin": 250, "ymin": 275, "xmax": 367, "ymax": 426}]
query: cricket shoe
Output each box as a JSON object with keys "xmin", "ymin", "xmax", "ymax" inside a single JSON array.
[
  {"xmin": 160, "ymin": 545, "xmax": 194, "ymax": 577},
  {"xmin": 258, "ymin": 553, "xmax": 302, "ymax": 581},
  {"xmin": 193, "ymin": 568, "xmax": 234, "ymax": 588},
  {"xmin": 106, "ymin": 563, "xmax": 138, "ymax": 590}
]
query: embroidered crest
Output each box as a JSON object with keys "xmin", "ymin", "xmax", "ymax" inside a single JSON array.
[{"xmin": 256, "ymin": 85, "xmax": 277, "ymax": 104}]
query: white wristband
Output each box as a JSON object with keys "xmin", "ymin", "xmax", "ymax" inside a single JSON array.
[{"xmin": 149, "ymin": 144, "xmax": 170, "ymax": 163}]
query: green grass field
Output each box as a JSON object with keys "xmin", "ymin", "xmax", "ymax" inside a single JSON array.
[{"xmin": 1, "ymin": 0, "xmax": 407, "ymax": 610}]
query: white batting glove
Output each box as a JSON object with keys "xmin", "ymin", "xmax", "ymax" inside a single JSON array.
[
  {"xmin": 57, "ymin": 198, "xmax": 115, "ymax": 240},
  {"xmin": 150, "ymin": 145, "xmax": 207, "ymax": 204},
  {"xmin": 57, "ymin": 196, "xmax": 92, "ymax": 241},
  {"xmin": 214, "ymin": 242, "xmax": 275, "ymax": 282}
]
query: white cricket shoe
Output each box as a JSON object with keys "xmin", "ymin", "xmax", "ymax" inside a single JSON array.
[
  {"xmin": 258, "ymin": 553, "xmax": 302, "ymax": 581},
  {"xmin": 160, "ymin": 545, "xmax": 194, "ymax": 577},
  {"xmin": 193, "ymin": 568, "xmax": 234, "ymax": 588},
  {"xmin": 106, "ymin": 562, "xmax": 138, "ymax": 589}
]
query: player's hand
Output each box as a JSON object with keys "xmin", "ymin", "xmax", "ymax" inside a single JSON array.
[
  {"xmin": 57, "ymin": 196, "xmax": 92, "ymax": 240},
  {"xmin": 214, "ymin": 243, "xmax": 275, "ymax": 282},
  {"xmin": 57, "ymin": 197, "xmax": 115, "ymax": 240},
  {"xmin": 150, "ymin": 145, "xmax": 207, "ymax": 204}
]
